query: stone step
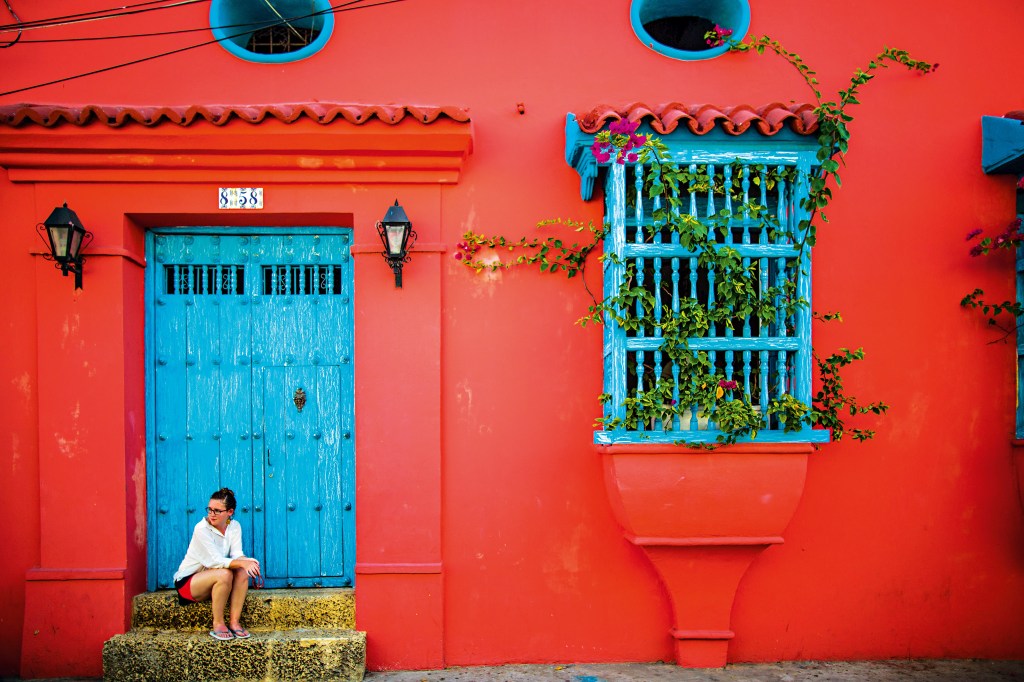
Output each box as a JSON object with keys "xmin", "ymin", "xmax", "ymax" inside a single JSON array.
[
  {"xmin": 103, "ymin": 628, "xmax": 365, "ymax": 682},
  {"xmin": 132, "ymin": 588, "xmax": 355, "ymax": 631}
]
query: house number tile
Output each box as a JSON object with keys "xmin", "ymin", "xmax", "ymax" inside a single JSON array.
[{"xmin": 218, "ymin": 187, "xmax": 264, "ymax": 209}]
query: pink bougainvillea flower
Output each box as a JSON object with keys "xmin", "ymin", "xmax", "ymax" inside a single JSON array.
[
  {"xmin": 1018, "ymin": 177, "xmax": 1024, "ymax": 190},
  {"xmin": 705, "ymin": 24, "xmax": 733, "ymax": 47},
  {"xmin": 608, "ymin": 118, "xmax": 640, "ymax": 136},
  {"xmin": 669, "ymin": 399, "xmax": 677, "ymax": 406},
  {"xmin": 454, "ymin": 252, "xmax": 463, "ymax": 260},
  {"xmin": 718, "ymin": 380, "xmax": 738, "ymax": 390},
  {"xmin": 625, "ymin": 152, "xmax": 639, "ymax": 163},
  {"xmin": 966, "ymin": 229, "xmax": 983, "ymax": 241}
]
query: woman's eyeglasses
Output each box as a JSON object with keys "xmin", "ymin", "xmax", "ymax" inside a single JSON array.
[{"xmin": 206, "ymin": 507, "xmax": 230, "ymax": 515}]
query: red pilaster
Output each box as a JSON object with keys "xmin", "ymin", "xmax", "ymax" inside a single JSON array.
[{"xmin": 352, "ymin": 196, "xmax": 446, "ymax": 670}]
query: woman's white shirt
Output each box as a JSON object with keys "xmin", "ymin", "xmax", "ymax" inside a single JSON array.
[{"xmin": 173, "ymin": 518, "xmax": 244, "ymax": 582}]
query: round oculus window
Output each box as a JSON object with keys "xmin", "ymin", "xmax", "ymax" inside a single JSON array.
[
  {"xmin": 630, "ymin": 0, "xmax": 750, "ymax": 61},
  {"xmin": 210, "ymin": 0, "xmax": 334, "ymax": 64}
]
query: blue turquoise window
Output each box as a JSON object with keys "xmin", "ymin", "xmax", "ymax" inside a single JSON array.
[
  {"xmin": 630, "ymin": 0, "xmax": 750, "ymax": 61},
  {"xmin": 566, "ymin": 116, "xmax": 826, "ymax": 444},
  {"xmin": 981, "ymin": 114, "xmax": 1024, "ymax": 438},
  {"xmin": 210, "ymin": 0, "xmax": 334, "ymax": 64}
]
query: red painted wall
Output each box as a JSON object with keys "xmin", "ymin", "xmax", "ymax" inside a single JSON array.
[{"xmin": 1, "ymin": 0, "xmax": 1024, "ymax": 676}]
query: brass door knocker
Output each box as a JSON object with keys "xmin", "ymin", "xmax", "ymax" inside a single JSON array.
[{"xmin": 293, "ymin": 387, "xmax": 307, "ymax": 413}]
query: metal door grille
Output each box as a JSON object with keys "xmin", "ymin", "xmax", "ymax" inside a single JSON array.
[
  {"xmin": 262, "ymin": 265, "xmax": 343, "ymax": 295},
  {"xmin": 163, "ymin": 264, "xmax": 245, "ymax": 295}
]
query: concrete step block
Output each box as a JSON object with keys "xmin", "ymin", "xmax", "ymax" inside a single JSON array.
[
  {"xmin": 103, "ymin": 627, "xmax": 365, "ymax": 682},
  {"xmin": 131, "ymin": 587, "xmax": 355, "ymax": 631}
]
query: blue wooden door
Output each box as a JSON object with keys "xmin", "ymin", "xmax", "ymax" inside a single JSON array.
[{"xmin": 148, "ymin": 231, "xmax": 355, "ymax": 589}]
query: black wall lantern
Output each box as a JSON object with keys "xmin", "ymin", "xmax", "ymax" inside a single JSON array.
[
  {"xmin": 376, "ymin": 200, "xmax": 417, "ymax": 288},
  {"xmin": 36, "ymin": 203, "xmax": 93, "ymax": 289}
]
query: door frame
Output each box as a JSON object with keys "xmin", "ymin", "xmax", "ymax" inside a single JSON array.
[{"xmin": 144, "ymin": 225, "xmax": 356, "ymax": 590}]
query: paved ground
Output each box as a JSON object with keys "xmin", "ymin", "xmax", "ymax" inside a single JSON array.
[
  {"xmin": 364, "ymin": 660, "xmax": 1024, "ymax": 682},
  {"xmin": 6, "ymin": 659, "xmax": 1024, "ymax": 681}
]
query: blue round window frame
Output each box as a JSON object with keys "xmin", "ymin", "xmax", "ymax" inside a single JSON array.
[
  {"xmin": 210, "ymin": 0, "xmax": 335, "ymax": 64},
  {"xmin": 630, "ymin": 0, "xmax": 750, "ymax": 61}
]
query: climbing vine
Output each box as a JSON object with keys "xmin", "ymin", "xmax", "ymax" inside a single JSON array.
[
  {"xmin": 457, "ymin": 37, "xmax": 933, "ymax": 445},
  {"xmin": 961, "ymin": 210, "xmax": 1024, "ymax": 342}
]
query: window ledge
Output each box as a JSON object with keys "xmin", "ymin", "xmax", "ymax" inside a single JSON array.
[{"xmin": 594, "ymin": 429, "xmax": 830, "ymax": 445}]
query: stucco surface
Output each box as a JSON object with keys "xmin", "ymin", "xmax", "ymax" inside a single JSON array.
[{"xmin": 362, "ymin": 660, "xmax": 1024, "ymax": 681}]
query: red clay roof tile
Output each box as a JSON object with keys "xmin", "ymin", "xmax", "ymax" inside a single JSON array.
[
  {"xmin": 575, "ymin": 102, "xmax": 819, "ymax": 136},
  {"xmin": 0, "ymin": 103, "xmax": 471, "ymax": 127}
]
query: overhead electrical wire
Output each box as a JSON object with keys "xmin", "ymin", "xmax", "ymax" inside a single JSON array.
[
  {"xmin": 8, "ymin": 20, "xmax": 274, "ymax": 44},
  {"xmin": 0, "ymin": 0, "xmax": 21, "ymax": 47},
  {"xmin": 0, "ymin": 0, "xmax": 208, "ymax": 33},
  {"xmin": 0, "ymin": 0, "xmax": 404, "ymax": 98},
  {"xmin": 9, "ymin": 24, "xmax": 250, "ymax": 43}
]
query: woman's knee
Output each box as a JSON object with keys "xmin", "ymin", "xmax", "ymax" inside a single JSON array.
[{"xmin": 212, "ymin": 568, "xmax": 233, "ymax": 586}]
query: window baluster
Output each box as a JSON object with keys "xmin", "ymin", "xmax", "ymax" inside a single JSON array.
[
  {"xmin": 776, "ymin": 165, "xmax": 788, "ymax": 245},
  {"xmin": 636, "ymin": 349, "xmax": 646, "ymax": 432},
  {"xmin": 742, "ymin": 164, "xmax": 751, "ymax": 244},
  {"xmin": 723, "ymin": 164, "xmax": 733, "ymax": 245}
]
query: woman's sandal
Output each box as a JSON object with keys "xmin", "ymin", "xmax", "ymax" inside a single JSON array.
[
  {"xmin": 229, "ymin": 626, "xmax": 251, "ymax": 639},
  {"xmin": 209, "ymin": 628, "xmax": 234, "ymax": 641}
]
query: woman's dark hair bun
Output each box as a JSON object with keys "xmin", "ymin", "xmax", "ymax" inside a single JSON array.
[{"xmin": 210, "ymin": 487, "xmax": 237, "ymax": 511}]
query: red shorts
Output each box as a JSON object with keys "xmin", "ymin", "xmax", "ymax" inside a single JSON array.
[{"xmin": 174, "ymin": 574, "xmax": 197, "ymax": 604}]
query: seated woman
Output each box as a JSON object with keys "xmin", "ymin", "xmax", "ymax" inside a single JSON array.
[{"xmin": 172, "ymin": 487, "xmax": 261, "ymax": 640}]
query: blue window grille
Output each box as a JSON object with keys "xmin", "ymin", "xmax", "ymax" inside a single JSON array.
[
  {"xmin": 981, "ymin": 114, "xmax": 1024, "ymax": 438},
  {"xmin": 566, "ymin": 115, "xmax": 829, "ymax": 445}
]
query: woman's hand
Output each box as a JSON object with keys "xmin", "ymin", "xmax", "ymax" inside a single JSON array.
[
  {"xmin": 231, "ymin": 557, "xmax": 261, "ymax": 578},
  {"xmin": 243, "ymin": 557, "xmax": 261, "ymax": 578}
]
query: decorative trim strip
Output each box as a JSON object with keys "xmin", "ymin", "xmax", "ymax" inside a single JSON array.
[
  {"xmin": 26, "ymin": 567, "xmax": 126, "ymax": 581},
  {"xmin": 350, "ymin": 243, "xmax": 446, "ymax": 255},
  {"xmin": 671, "ymin": 628, "xmax": 735, "ymax": 641},
  {"xmin": 354, "ymin": 562, "xmax": 442, "ymax": 575},
  {"xmin": 626, "ymin": 533, "xmax": 784, "ymax": 547}
]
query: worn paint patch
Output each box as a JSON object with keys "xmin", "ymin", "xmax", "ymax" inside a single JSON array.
[
  {"xmin": 10, "ymin": 433, "xmax": 19, "ymax": 472},
  {"xmin": 12, "ymin": 371, "xmax": 32, "ymax": 399},
  {"xmin": 133, "ymin": 452, "xmax": 147, "ymax": 549},
  {"xmin": 55, "ymin": 401, "xmax": 82, "ymax": 458}
]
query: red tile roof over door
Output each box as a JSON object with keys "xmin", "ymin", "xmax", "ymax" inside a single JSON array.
[{"xmin": 0, "ymin": 103, "xmax": 471, "ymax": 128}]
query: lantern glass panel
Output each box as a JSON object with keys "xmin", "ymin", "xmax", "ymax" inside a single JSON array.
[
  {"xmin": 47, "ymin": 224, "xmax": 71, "ymax": 261},
  {"xmin": 385, "ymin": 223, "xmax": 406, "ymax": 256},
  {"xmin": 69, "ymin": 227, "xmax": 84, "ymax": 260}
]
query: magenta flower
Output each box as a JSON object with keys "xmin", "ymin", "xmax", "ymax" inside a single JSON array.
[
  {"xmin": 966, "ymin": 229, "xmax": 983, "ymax": 241},
  {"xmin": 608, "ymin": 119, "xmax": 639, "ymax": 136},
  {"xmin": 705, "ymin": 24, "xmax": 733, "ymax": 47},
  {"xmin": 454, "ymin": 252, "xmax": 463, "ymax": 260},
  {"xmin": 1018, "ymin": 177, "xmax": 1024, "ymax": 190},
  {"xmin": 718, "ymin": 380, "xmax": 738, "ymax": 390},
  {"xmin": 669, "ymin": 399, "xmax": 677, "ymax": 406}
]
